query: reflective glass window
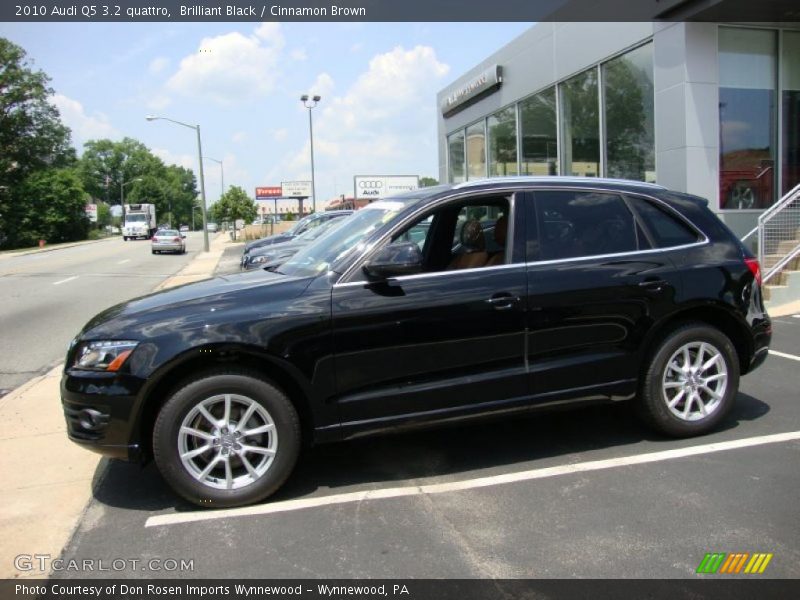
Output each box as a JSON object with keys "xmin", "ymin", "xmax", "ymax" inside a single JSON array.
[
  {"xmin": 719, "ymin": 28, "xmax": 777, "ymax": 209},
  {"xmin": 488, "ymin": 106, "xmax": 518, "ymax": 176},
  {"xmin": 603, "ymin": 43, "xmax": 656, "ymax": 183},
  {"xmin": 519, "ymin": 87, "xmax": 558, "ymax": 176},
  {"xmin": 560, "ymin": 69, "xmax": 600, "ymax": 178},
  {"xmin": 466, "ymin": 121, "xmax": 487, "ymax": 180}
]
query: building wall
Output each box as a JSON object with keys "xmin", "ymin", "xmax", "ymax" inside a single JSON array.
[{"xmin": 437, "ymin": 21, "xmax": 800, "ymax": 239}]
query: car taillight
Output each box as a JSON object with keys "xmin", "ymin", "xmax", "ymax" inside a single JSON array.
[
  {"xmin": 745, "ymin": 258, "xmax": 762, "ymax": 286},
  {"xmin": 151, "ymin": 236, "xmax": 156, "ymax": 241},
  {"xmin": 173, "ymin": 237, "xmax": 181, "ymax": 242}
]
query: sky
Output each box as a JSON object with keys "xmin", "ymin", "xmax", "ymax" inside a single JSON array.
[{"xmin": 0, "ymin": 22, "xmax": 532, "ymax": 208}]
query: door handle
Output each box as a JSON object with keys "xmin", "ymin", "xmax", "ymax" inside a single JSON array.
[
  {"xmin": 638, "ymin": 279, "xmax": 668, "ymax": 291},
  {"xmin": 485, "ymin": 294, "xmax": 520, "ymax": 310}
]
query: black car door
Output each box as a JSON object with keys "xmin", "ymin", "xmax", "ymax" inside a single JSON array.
[
  {"xmin": 523, "ymin": 189, "xmax": 682, "ymax": 400},
  {"xmin": 330, "ymin": 194, "xmax": 528, "ymax": 436}
]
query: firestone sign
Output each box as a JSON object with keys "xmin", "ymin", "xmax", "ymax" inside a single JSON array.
[
  {"xmin": 441, "ymin": 64, "xmax": 503, "ymax": 117},
  {"xmin": 255, "ymin": 186, "xmax": 282, "ymax": 199}
]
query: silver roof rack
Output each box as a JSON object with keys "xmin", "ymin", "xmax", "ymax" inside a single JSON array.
[{"xmin": 452, "ymin": 176, "xmax": 666, "ymax": 191}]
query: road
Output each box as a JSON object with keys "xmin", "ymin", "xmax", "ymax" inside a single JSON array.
[
  {"xmin": 0, "ymin": 233, "xmax": 203, "ymax": 395},
  {"xmin": 54, "ymin": 316, "xmax": 800, "ymax": 579}
]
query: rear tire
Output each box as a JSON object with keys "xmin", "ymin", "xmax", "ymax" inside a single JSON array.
[
  {"xmin": 638, "ymin": 323, "xmax": 739, "ymax": 437},
  {"xmin": 153, "ymin": 369, "xmax": 301, "ymax": 508}
]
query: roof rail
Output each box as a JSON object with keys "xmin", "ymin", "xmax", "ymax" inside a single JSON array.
[{"xmin": 452, "ymin": 176, "xmax": 666, "ymax": 190}]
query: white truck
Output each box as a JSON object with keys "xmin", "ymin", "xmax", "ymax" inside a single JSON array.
[{"xmin": 123, "ymin": 203, "xmax": 157, "ymax": 240}]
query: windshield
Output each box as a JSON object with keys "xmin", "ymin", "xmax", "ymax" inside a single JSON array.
[
  {"xmin": 126, "ymin": 214, "xmax": 147, "ymax": 222},
  {"xmin": 287, "ymin": 213, "xmax": 318, "ymax": 235},
  {"xmin": 296, "ymin": 216, "xmax": 346, "ymax": 241},
  {"xmin": 279, "ymin": 201, "xmax": 411, "ymax": 278}
]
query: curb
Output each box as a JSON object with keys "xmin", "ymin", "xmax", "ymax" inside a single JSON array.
[{"xmin": 0, "ymin": 236, "xmax": 117, "ymax": 260}]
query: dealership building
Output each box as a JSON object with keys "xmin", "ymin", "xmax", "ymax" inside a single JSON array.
[{"xmin": 437, "ymin": 21, "xmax": 800, "ymax": 236}]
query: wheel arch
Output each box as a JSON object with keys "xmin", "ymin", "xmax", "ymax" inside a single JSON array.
[
  {"xmin": 642, "ymin": 303, "xmax": 753, "ymax": 375},
  {"xmin": 133, "ymin": 344, "xmax": 317, "ymax": 461}
]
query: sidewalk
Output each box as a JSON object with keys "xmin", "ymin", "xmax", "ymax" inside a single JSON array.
[{"xmin": 0, "ymin": 233, "xmax": 232, "ymax": 578}]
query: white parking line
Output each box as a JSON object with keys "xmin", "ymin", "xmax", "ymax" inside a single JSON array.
[
  {"xmin": 145, "ymin": 429, "xmax": 800, "ymax": 529},
  {"xmin": 769, "ymin": 350, "xmax": 800, "ymax": 362},
  {"xmin": 53, "ymin": 276, "xmax": 79, "ymax": 285},
  {"xmin": 117, "ymin": 259, "xmax": 131, "ymax": 265}
]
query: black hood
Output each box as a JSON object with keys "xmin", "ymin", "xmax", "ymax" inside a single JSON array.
[{"xmin": 79, "ymin": 270, "xmax": 313, "ymax": 340}]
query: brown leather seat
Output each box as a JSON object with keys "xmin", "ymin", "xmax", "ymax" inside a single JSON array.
[
  {"xmin": 485, "ymin": 214, "xmax": 508, "ymax": 266},
  {"xmin": 447, "ymin": 219, "xmax": 488, "ymax": 270}
]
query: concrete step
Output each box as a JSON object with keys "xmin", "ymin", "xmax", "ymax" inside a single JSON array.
[
  {"xmin": 776, "ymin": 239, "xmax": 800, "ymax": 254},
  {"xmin": 765, "ymin": 269, "xmax": 800, "ymax": 310},
  {"xmin": 763, "ymin": 254, "xmax": 800, "ymax": 271}
]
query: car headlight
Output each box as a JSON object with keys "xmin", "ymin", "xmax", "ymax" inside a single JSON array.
[
  {"xmin": 73, "ymin": 340, "xmax": 138, "ymax": 372},
  {"xmin": 249, "ymin": 255, "xmax": 269, "ymax": 265}
]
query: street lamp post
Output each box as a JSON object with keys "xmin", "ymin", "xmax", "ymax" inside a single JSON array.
[
  {"xmin": 203, "ymin": 156, "xmax": 224, "ymax": 199},
  {"xmin": 145, "ymin": 115, "xmax": 210, "ymax": 252},
  {"xmin": 300, "ymin": 94, "xmax": 321, "ymax": 213},
  {"xmin": 120, "ymin": 177, "xmax": 142, "ymax": 240}
]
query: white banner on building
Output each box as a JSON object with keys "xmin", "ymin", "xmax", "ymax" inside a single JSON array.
[
  {"xmin": 353, "ymin": 175, "xmax": 419, "ymax": 201},
  {"xmin": 282, "ymin": 181, "xmax": 312, "ymax": 198}
]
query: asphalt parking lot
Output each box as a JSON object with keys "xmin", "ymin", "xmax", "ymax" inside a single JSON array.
[{"xmin": 50, "ymin": 313, "xmax": 800, "ymax": 579}]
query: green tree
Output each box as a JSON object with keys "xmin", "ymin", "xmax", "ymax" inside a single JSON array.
[
  {"xmin": 0, "ymin": 38, "xmax": 76, "ymax": 248},
  {"xmin": 96, "ymin": 202, "xmax": 112, "ymax": 228},
  {"xmin": 16, "ymin": 168, "xmax": 89, "ymax": 245},
  {"xmin": 210, "ymin": 186, "xmax": 257, "ymax": 239},
  {"xmin": 78, "ymin": 137, "xmax": 165, "ymax": 205},
  {"xmin": 419, "ymin": 177, "xmax": 439, "ymax": 187}
]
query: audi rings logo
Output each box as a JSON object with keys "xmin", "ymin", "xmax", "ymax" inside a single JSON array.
[{"xmin": 358, "ymin": 180, "xmax": 383, "ymax": 189}]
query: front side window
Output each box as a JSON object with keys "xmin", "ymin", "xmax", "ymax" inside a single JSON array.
[
  {"xmin": 534, "ymin": 191, "xmax": 638, "ymax": 260},
  {"xmin": 719, "ymin": 27, "xmax": 777, "ymax": 210},
  {"xmin": 386, "ymin": 196, "xmax": 512, "ymax": 273},
  {"xmin": 488, "ymin": 106, "xmax": 518, "ymax": 177},
  {"xmin": 560, "ymin": 69, "xmax": 600, "ymax": 178}
]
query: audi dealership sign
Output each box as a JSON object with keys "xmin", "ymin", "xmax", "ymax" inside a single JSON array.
[{"xmin": 353, "ymin": 175, "xmax": 419, "ymax": 201}]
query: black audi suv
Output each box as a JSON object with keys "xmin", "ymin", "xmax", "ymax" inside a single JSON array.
[{"xmin": 62, "ymin": 177, "xmax": 771, "ymax": 507}]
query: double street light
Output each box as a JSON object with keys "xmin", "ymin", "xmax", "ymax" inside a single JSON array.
[
  {"xmin": 300, "ymin": 94, "xmax": 320, "ymax": 213},
  {"xmin": 145, "ymin": 115, "xmax": 210, "ymax": 253}
]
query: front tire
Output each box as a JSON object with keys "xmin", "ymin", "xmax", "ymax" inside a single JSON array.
[
  {"xmin": 153, "ymin": 369, "xmax": 301, "ymax": 508},
  {"xmin": 639, "ymin": 323, "xmax": 739, "ymax": 437}
]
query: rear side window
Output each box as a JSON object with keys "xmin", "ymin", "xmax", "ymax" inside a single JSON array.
[
  {"xmin": 631, "ymin": 198, "xmax": 701, "ymax": 248},
  {"xmin": 533, "ymin": 191, "xmax": 639, "ymax": 261}
]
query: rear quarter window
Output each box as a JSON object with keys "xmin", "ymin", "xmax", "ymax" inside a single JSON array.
[{"xmin": 630, "ymin": 197, "xmax": 702, "ymax": 248}]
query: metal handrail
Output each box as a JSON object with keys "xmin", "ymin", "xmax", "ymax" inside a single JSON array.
[
  {"xmin": 756, "ymin": 183, "xmax": 800, "ymax": 283},
  {"xmin": 741, "ymin": 184, "xmax": 800, "ymax": 244}
]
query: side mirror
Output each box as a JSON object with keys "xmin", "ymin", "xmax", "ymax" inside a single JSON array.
[
  {"xmin": 363, "ymin": 242, "xmax": 423, "ymax": 279},
  {"xmin": 181, "ymin": 234, "xmax": 186, "ymax": 239}
]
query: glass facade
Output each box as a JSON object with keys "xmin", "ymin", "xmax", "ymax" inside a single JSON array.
[
  {"xmin": 718, "ymin": 28, "xmax": 777, "ymax": 210},
  {"xmin": 782, "ymin": 31, "xmax": 800, "ymax": 196},
  {"xmin": 560, "ymin": 69, "xmax": 600, "ymax": 178},
  {"xmin": 447, "ymin": 131, "xmax": 466, "ymax": 184},
  {"xmin": 487, "ymin": 106, "xmax": 518, "ymax": 176},
  {"xmin": 519, "ymin": 87, "xmax": 558, "ymax": 176},
  {"xmin": 466, "ymin": 121, "xmax": 486, "ymax": 180},
  {"xmin": 603, "ymin": 43, "xmax": 655, "ymax": 182}
]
